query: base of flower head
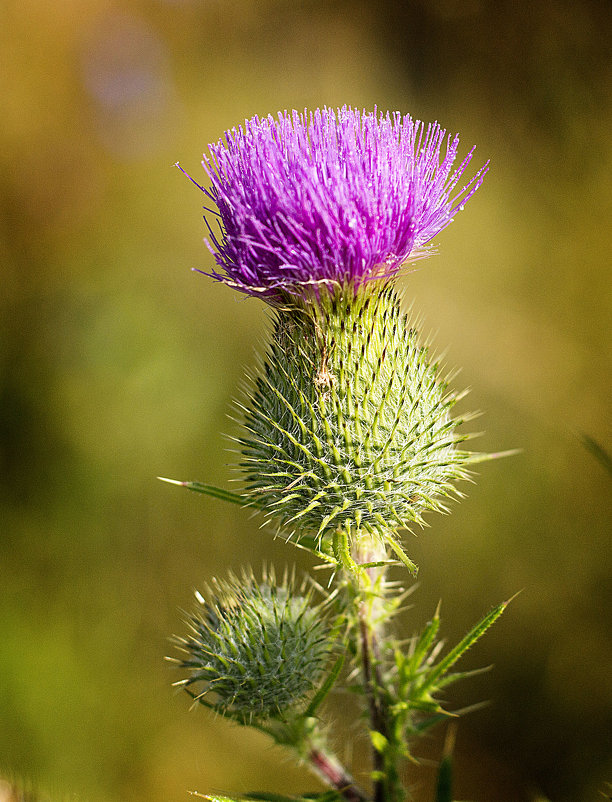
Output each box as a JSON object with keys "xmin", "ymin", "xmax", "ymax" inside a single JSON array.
[
  {"xmin": 329, "ymin": 521, "xmax": 418, "ymax": 577},
  {"xmin": 237, "ymin": 283, "xmax": 485, "ymax": 570}
]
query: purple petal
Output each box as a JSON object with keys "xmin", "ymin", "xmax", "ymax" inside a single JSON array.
[{"xmin": 196, "ymin": 106, "xmax": 488, "ymax": 301}]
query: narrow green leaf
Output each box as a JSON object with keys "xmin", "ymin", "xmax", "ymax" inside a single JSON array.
[
  {"xmin": 332, "ymin": 527, "xmax": 358, "ymax": 572},
  {"xmin": 420, "ymin": 600, "xmax": 509, "ymax": 694},
  {"xmin": 410, "ymin": 712, "xmax": 451, "ymax": 735},
  {"xmin": 304, "ymin": 654, "xmax": 345, "ymax": 717},
  {"xmin": 435, "ymin": 664, "xmax": 492, "ymax": 690},
  {"xmin": 198, "ymin": 796, "xmax": 242, "ymax": 802},
  {"xmin": 405, "ymin": 699, "xmax": 444, "ymax": 715},
  {"xmin": 465, "ymin": 448, "xmax": 521, "ymax": 464},
  {"xmin": 385, "ymin": 536, "xmax": 418, "ymax": 576},
  {"xmin": 357, "ymin": 560, "xmax": 397, "ymax": 569},
  {"xmin": 245, "ymin": 794, "xmax": 303, "ymax": 802},
  {"xmin": 158, "ymin": 477, "xmax": 260, "ymax": 507},
  {"xmin": 408, "ymin": 603, "xmax": 441, "ymax": 671},
  {"xmin": 245, "ymin": 790, "xmax": 342, "ymax": 802}
]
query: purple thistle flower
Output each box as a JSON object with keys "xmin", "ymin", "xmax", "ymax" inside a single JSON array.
[{"xmin": 193, "ymin": 106, "xmax": 488, "ymax": 301}]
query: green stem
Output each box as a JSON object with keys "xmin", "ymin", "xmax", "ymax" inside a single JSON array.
[
  {"xmin": 352, "ymin": 536, "xmax": 403, "ymax": 802},
  {"xmin": 359, "ymin": 610, "xmax": 386, "ymax": 802}
]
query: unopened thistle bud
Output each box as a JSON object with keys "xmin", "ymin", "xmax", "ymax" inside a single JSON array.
[
  {"xmin": 173, "ymin": 570, "xmax": 335, "ymax": 721},
  {"xmin": 189, "ymin": 107, "xmax": 490, "ymax": 571}
]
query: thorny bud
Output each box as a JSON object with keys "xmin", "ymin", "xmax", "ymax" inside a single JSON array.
[{"xmin": 173, "ymin": 569, "xmax": 336, "ymax": 721}]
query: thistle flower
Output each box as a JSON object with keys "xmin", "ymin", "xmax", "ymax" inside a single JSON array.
[
  {"xmin": 187, "ymin": 107, "xmax": 492, "ymax": 572},
  {"xmin": 173, "ymin": 569, "xmax": 335, "ymax": 722},
  {"xmin": 197, "ymin": 106, "xmax": 488, "ymax": 301}
]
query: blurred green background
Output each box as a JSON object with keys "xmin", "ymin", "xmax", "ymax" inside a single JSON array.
[{"xmin": 1, "ymin": 1, "xmax": 610, "ymax": 800}]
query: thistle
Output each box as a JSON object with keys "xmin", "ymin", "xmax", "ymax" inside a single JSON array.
[
  {"xmin": 167, "ymin": 106, "xmax": 511, "ymax": 802},
  {"xmin": 192, "ymin": 107, "xmax": 490, "ymax": 572},
  {"xmin": 172, "ymin": 569, "xmax": 337, "ymax": 723}
]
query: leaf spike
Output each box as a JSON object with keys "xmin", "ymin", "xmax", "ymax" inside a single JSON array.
[
  {"xmin": 408, "ymin": 605, "xmax": 441, "ymax": 669},
  {"xmin": 332, "ymin": 525, "xmax": 360, "ymax": 574},
  {"xmin": 419, "ymin": 599, "xmax": 509, "ymax": 694},
  {"xmin": 503, "ymin": 588, "xmax": 524, "ymax": 606},
  {"xmin": 157, "ymin": 477, "xmax": 257, "ymax": 507},
  {"xmin": 385, "ymin": 535, "xmax": 419, "ymax": 576}
]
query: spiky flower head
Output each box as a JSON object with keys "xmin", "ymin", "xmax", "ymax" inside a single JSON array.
[
  {"xmin": 186, "ymin": 107, "xmax": 493, "ymax": 572},
  {"xmin": 173, "ymin": 569, "xmax": 335, "ymax": 722},
  {"xmin": 239, "ymin": 287, "xmax": 484, "ymax": 572},
  {"xmin": 197, "ymin": 106, "xmax": 488, "ymax": 302}
]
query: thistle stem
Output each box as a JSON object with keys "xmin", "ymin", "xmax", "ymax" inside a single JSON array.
[
  {"xmin": 308, "ymin": 747, "xmax": 369, "ymax": 802},
  {"xmin": 352, "ymin": 537, "xmax": 400, "ymax": 802},
  {"xmin": 358, "ymin": 610, "xmax": 387, "ymax": 802},
  {"xmin": 248, "ymin": 716, "xmax": 368, "ymax": 801}
]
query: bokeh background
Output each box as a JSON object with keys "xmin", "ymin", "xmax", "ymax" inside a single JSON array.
[{"xmin": 1, "ymin": 1, "xmax": 611, "ymax": 801}]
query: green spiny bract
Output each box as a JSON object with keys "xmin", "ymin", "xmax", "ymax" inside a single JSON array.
[
  {"xmin": 238, "ymin": 284, "xmax": 479, "ymax": 570},
  {"xmin": 174, "ymin": 570, "xmax": 335, "ymax": 722}
]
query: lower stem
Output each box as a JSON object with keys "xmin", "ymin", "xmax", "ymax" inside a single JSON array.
[
  {"xmin": 308, "ymin": 747, "xmax": 369, "ymax": 802},
  {"xmin": 267, "ymin": 718, "xmax": 368, "ymax": 801}
]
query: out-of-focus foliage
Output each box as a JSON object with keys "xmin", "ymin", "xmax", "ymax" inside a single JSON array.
[{"xmin": 0, "ymin": 1, "xmax": 610, "ymax": 802}]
